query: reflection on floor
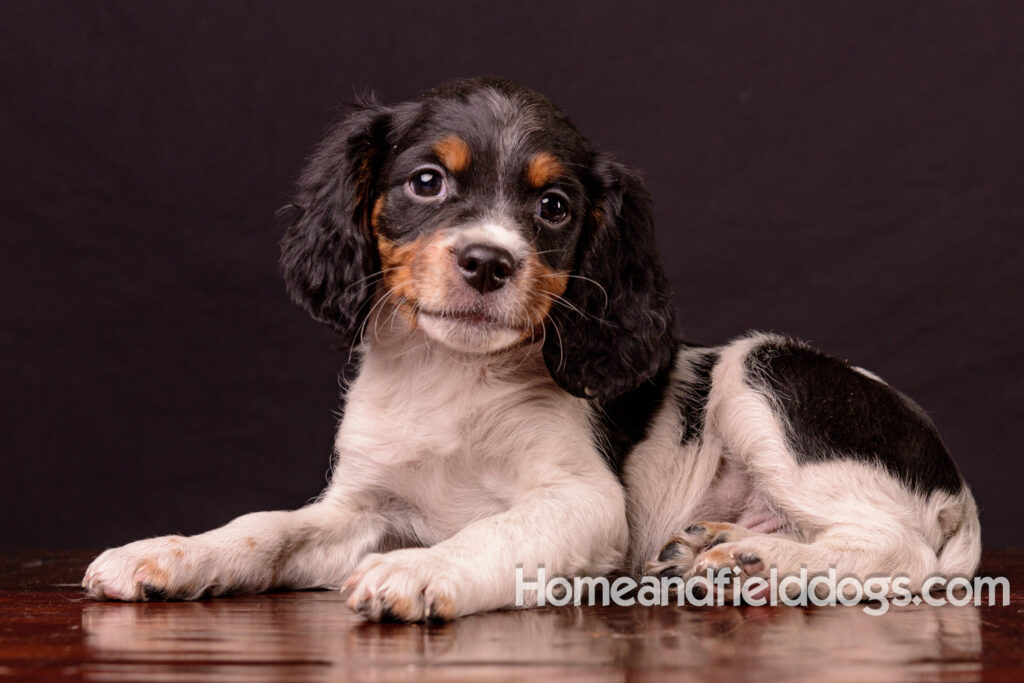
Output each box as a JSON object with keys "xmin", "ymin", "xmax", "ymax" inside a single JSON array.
[{"xmin": 1, "ymin": 551, "xmax": 1020, "ymax": 681}]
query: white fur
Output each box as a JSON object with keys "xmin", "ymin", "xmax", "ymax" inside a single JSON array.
[
  {"xmin": 83, "ymin": 83, "xmax": 980, "ymax": 617},
  {"xmin": 84, "ymin": 324, "xmax": 980, "ymax": 617},
  {"xmin": 628, "ymin": 333, "xmax": 981, "ymax": 594},
  {"xmin": 452, "ymin": 221, "xmax": 529, "ymax": 260},
  {"xmin": 416, "ymin": 313, "xmax": 524, "ymax": 354},
  {"xmin": 84, "ymin": 309, "xmax": 627, "ymax": 619}
]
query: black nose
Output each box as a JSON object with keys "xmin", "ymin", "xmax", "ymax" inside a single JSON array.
[{"xmin": 456, "ymin": 243, "xmax": 517, "ymax": 294}]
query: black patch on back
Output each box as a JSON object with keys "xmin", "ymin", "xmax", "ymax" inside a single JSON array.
[
  {"xmin": 594, "ymin": 346, "xmax": 677, "ymax": 475},
  {"xmin": 676, "ymin": 350, "xmax": 720, "ymax": 443},
  {"xmin": 746, "ymin": 341, "xmax": 963, "ymax": 495}
]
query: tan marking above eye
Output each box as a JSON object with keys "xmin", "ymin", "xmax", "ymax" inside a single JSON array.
[
  {"xmin": 433, "ymin": 135, "xmax": 471, "ymax": 174},
  {"xmin": 526, "ymin": 152, "xmax": 564, "ymax": 188}
]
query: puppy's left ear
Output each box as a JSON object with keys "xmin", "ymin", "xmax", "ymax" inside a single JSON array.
[
  {"xmin": 278, "ymin": 100, "xmax": 392, "ymax": 342},
  {"xmin": 543, "ymin": 156, "xmax": 676, "ymax": 400}
]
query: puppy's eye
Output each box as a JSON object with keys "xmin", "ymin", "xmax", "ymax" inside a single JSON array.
[
  {"xmin": 537, "ymin": 192, "xmax": 570, "ymax": 224},
  {"xmin": 408, "ymin": 167, "xmax": 446, "ymax": 199}
]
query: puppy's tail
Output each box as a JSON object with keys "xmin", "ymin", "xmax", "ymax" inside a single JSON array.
[{"xmin": 936, "ymin": 487, "xmax": 982, "ymax": 578}]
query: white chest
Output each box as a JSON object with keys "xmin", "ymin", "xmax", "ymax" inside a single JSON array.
[{"xmin": 330, "ymin": 340, "xmax": 595, "ymax": 544}]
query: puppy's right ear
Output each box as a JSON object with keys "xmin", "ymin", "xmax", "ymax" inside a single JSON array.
[{"xmin": 279, "ymin": 100, "xmax": 392, "ymax": 341}]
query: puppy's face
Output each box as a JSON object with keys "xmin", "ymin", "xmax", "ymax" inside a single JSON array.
[
  {"xmin": 282, "ymin": 78, "xmax": 675, "ymax": 400},
  {"xmin": 369, "ymin": 88, "xmax": 594, "ymax": 353}
]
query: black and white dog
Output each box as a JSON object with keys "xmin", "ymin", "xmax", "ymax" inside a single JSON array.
[{"xmin": 84, "ymin": 78, "xmax": 980, "ymax": 620}]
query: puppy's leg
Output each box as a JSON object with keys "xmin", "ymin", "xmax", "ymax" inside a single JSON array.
[
  {"xmin": 649, "ymin": 516, "xmax": 940, "ymax": 600},
  {"xmin": 83, "ymin": 499, "xmax": 386, "ymax": 600},
  {"xmin": 648, "ymin": 334, "xmax": 976, "ymax": 598},
  {"xmin": 682, "ymin": 524, "xmax": 941, "ymax": 599},
  {"xmin": 343, "ymin": 465, "xmax": 628, "ymax": 622}
]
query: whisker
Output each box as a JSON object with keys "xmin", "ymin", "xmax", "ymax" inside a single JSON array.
[
  {"xmin": 345, "ymin": 274, "xmax": 409, "ymax": 366},
  {"xmin": 343, "ymin": 266, "xmax": 401, "ymax": 294},
  {"xmin": 394, "ymin": 338, "xmax": 433, "ymax": 359},
  {"xmin": 538, "ymin": 273, "xmax": 609, "ymax": 310},
  {"xmin": 534, "ymin": 290, "xmax": 590, "ymax": 320},
  {"xmin": 371, "ymin": 279, "xmax": 424, "ymax": 341},
  {"xmin": 358, "ymin": 280, "xmax": 411, "ymax": 346},
  {"xmin": 385, "ymin": 294, "xmax": 406, "ymax": 332},
  {"xmin": 548, "ymin": 309, "xmax": 566, "ymax": 373}
]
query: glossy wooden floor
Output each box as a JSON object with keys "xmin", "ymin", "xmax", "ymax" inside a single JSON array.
[{"xmin": 1, "ymin": 551, "xmax": 1022, "ymax": 681}]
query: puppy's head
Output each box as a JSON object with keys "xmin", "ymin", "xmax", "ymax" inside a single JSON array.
[{"xmin": 281, "ymin": 78, "xmax": 674, "ymax": 400}]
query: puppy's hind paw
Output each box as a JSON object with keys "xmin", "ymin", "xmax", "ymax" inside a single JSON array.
[{"xmin": 646, "ymin": 521, "xmax": 754, "ymax": 580}]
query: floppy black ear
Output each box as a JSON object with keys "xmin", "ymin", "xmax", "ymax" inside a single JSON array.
[
  {"xmin": 543, "ymin": 156, "xmax": 676, "ymax": 400},
  {"xmin": 279, "ymin": 101, "xmax": 392, "ymax": 341}
]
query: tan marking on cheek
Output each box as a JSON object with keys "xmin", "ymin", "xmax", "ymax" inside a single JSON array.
[
  {"xmin": 526, "ymin": 152, "xmax": 564, "ymax": 188},
  {"xmin": 433, "ymin": 135, "xmax": 471, "ymax": 174},
  {"xmin": 371, "ymin": 195, "xmax": 385, "ymax": 231},
  {"xmin": 538, "ymin": 267, "xmax": 569, "ymax": 299},
  {"xmin": 416, "ymin": 238, "xmax": 460, "ymax": 309},
  {"xmin": 377, "ymin": 236, "xmax": 420, "ymax": 304},
  {"xmin": 377, "ymin": 233, "xmax": 456, "ymax": 322},
  {"xmin": 246, "ymin": 538, "xmax": 257, "ymax": 550},
  {"xmin": 521, "ymin": 253, "xmax": 570, "ymax": 332}
]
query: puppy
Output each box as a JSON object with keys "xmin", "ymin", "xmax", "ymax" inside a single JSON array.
[{"xmin": 83, "ymin": 78, "xmax": 980, "ymax": 619}]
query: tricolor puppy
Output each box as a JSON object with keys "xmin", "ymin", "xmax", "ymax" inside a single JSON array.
[{"xmin": 83, "ymin": 78, "xmax": 980, "ymax": 619}]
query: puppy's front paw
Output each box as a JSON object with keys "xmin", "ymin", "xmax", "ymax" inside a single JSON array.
[
  {"xmin": 83, "ymin": 536, "xmax": 207, "ymax": 601},
  {"xmin": 342, "ymin": 548, "xmax": 458, "ymax": 622}
]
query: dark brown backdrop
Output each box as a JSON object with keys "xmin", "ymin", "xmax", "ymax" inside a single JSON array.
[{"xmin": 2, "ymin": 1, "xmax": 1021, "ymax": 548}]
